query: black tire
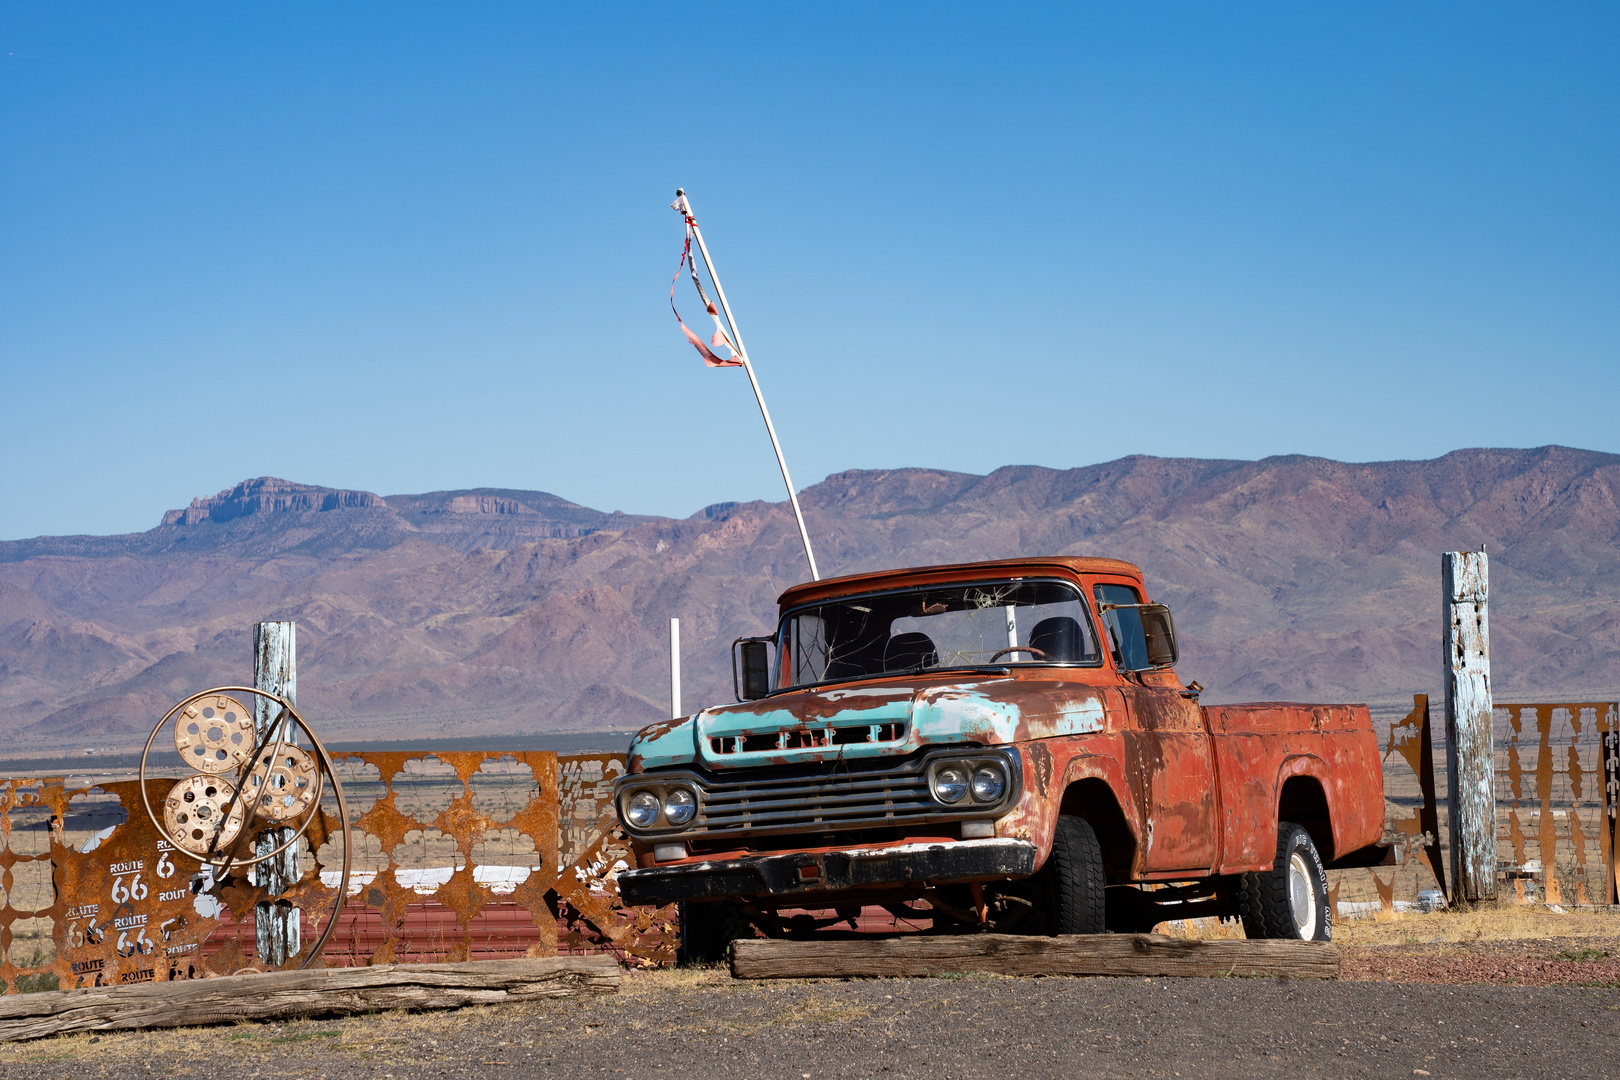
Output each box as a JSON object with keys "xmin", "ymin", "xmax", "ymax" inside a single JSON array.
[
  {"xmin": 1238, "ymin": 821, "xmax": 1331, "ymax": 941},
  {"xmin": 677, "ymin": 901, "xmax": 750, "ymax": 965},
  {"xmin": 1044, "ymin": 814, "xmax": 1107, "ymax": 934}
]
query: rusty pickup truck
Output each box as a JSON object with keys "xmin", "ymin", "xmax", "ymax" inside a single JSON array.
[{"xmin": 615, "ymin": 556, "xmax": 1388, "ymax": 959}]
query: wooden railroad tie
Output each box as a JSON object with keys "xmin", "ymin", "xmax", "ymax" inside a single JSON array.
[
  {"xmin": 730, "ymin": 933, "xmax": 1340, "ymax": 981},
  {"xmin": 0, "ymin": 957, "xmax": 619, "ymax": 1042}
]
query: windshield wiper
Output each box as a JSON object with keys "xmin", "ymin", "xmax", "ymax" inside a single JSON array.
[
  {"xmin": 897, "ymin": 663, "xmax": 1010, "ymax": 677},
  {"xmin": 778, "ymin": 664, "xmax": 1013, "ymax": 695}
]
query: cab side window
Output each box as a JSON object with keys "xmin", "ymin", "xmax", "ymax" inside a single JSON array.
[{"xmin": 1094, "ymin": 583, "xmax": 1151, "ymax": 671}]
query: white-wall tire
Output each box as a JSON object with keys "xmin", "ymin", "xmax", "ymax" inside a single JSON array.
[{"xmin": 1238, "ymin": 821, "xmax": 1331, "ymax": 941}]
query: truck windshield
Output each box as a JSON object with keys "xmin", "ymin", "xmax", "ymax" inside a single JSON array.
[{"xmin": 777, "ymin": 579, "xmax": 1100, "ymax": 690}]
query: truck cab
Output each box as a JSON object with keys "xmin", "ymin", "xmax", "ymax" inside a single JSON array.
[{"xmin": 615, "ymin": 557, "xmax": 1386, "ymax": 957}]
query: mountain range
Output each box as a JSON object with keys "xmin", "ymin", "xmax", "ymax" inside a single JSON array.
[{"xmin": 2, "ymin": 447, "xmax": 1618, "ymax": 754}]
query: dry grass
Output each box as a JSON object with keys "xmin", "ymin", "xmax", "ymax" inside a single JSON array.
[
  {"xmin": 0, "ymin": 1001, "xmax": 542, "ymax": 1066},
  {"xmin": 1155, "ymin": 917, "xmax": 1248, "ymax": 941},
  {"xmin": 1330, "ymin": 903, "xmax": 1620, "ymax": 946},
  {"xmin": 771, "ymin": 997, "xmax": 872, "ymax": 1026},
  {"xmin": 1157, "ymin": 903, "xmax": 1620, "ymax": 945},
  {"xmin": 618, "ymin": 961, "xmax": 734, "ymax": 996}
]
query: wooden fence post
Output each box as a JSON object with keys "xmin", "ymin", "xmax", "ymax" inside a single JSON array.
[
  {"xmin": 253, "ymin": 621, "xmax": 300, "ymax": 964},
  {"xmin": 1443, "ymin": 550, "xmax": 1496, "ymax": 903}
]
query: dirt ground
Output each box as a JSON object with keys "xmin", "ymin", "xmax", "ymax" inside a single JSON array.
[
  {"xmin": 3, "ymin": 909, "xmax": 1618, "ymax": 1080},
  {"xmin": 1173, "ymin": 904, "xmax": 1620, "ymax": 988}
]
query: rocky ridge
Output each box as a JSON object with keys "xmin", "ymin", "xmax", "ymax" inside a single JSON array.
[{"xmin": 1, "ymin": 445, "xmax": 1616, "ymax": 750}]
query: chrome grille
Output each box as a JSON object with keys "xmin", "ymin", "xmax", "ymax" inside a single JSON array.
[
  {"xmin": 618, "ymin": 751, "xmax": 1019, "ymax": 840},
  {"xmin": 697, "ymin": 768, "xmax": 935, "ymax": 834}
]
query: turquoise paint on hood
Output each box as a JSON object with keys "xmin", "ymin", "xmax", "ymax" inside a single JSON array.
[{"xmin": 626, "ymin": 679, "xmax": 1024, "ymax": 772}]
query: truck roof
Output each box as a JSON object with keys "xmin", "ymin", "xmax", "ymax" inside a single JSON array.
[{"xmin": 776, "ymin": 555, "xmax": 1144, "ymax": 611}]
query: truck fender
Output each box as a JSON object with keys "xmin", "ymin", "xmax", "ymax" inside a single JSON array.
[
  {"xmin": 1274, "ymin": 754, "xmax": 1337, "ymax": 861},
  {"xmin": 1019, "ymin": 753, "xmax": 1142, "ymax": 877}
]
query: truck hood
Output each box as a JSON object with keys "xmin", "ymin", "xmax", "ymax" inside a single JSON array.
[{"xmin": 626, "ymin": 677, "xmax": 1107, "ymax": 772}]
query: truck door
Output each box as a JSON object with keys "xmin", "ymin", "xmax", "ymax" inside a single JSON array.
[{"xmin": 1095, "ymin": 583, "xmax": 1220, "ymax": 873}]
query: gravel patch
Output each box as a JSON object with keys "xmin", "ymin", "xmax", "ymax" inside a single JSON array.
[
  {"xmin": 1344, "ymin": 936, "xmax": 1620, "ymax": 988},
  {"xmin": 2, "ymin": 958, "xmax": 1616, "ymax": 1080}
]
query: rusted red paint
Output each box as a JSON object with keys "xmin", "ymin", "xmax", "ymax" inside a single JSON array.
[
  {"xmin": 1027, "ymin": 742, "xmax": 1053, "ymax": 799},
  {"xmin": 1118, "ymin": 683, "xmax": 1220, "ymax": 873},
  {"xmin": 621, "ymin": 556, "xmax": 1389, "ymax": 923},
  {"xmin": 1208, "ymin": 703, "xmax": 1382, "ymax": 871}
]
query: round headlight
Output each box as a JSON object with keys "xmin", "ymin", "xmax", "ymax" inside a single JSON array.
[
  {"xmin": 971, "ymin": 765, "xmax": 1006, "ymax": 803},
  {"xmin": 663, "ymin": 788, "xmax": 696, "ymax": 825},
  {"xmin": 625, "ymin": 791, "xmax": 660, "ymax": 828},
  {"xmin": 934, "ymin": 766, "xmax": 968, "ymax": 804}
]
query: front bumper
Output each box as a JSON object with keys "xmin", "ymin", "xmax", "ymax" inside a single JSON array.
[{"xmin": 616, "ymin": 837, "xmax": 1038, "ymax": 906}]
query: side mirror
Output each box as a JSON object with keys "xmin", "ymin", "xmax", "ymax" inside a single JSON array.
[
  {"xmin": 1140, "ymin": 605, "xmax": 1178, "ymax": 668},
  {"xmin": 733, "ymin": 637, "xmax": 773, "ymax": 700}
]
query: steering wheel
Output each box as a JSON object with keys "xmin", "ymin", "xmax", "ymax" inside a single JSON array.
[{"xmin": 989, "ymin": 646, "xmax": 1045, "ymax": 662}]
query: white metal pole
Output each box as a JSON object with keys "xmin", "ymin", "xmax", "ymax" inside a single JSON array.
[
  {"xmin": 676, "ymin": 189, "xmax": 821, "ymax": 581},
  {"xmin": 670, "ymin": 617, "xmax": 682, "ymax": 719}
]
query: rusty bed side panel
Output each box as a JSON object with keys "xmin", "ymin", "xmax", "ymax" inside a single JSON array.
[
  {"xmin": 1209, "ymin": 703, "xmax": 1383, "ymax": 873},
  {"xmin": 1317, "ymin": 706, "xmax": 1386, "ymax": 859},
  {"xmin": 1208, "ymin": 706, "xmax": 1286, "ymax": 865}
]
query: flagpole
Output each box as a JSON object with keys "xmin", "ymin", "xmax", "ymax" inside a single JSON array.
[{"xmin": 675, "ymin": 189, "xmax": 821, "ymax": 581}]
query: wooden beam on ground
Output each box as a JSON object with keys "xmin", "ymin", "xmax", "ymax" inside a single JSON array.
[
  {"xmin": 730, "ymin": 934, "xmax": 1339, "ymax": 981},
  {"xmin": 0, "ymin": 957, "xmax": 619, "ymax": 1042}
]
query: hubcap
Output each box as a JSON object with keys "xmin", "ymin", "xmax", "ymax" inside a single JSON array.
[{"xmin": 1288, "ymin": 850, "xmax": 1318, "ymax": 938}]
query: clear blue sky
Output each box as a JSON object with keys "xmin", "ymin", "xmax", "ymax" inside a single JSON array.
[{"xmin": 2, "ymin": 4, "xmax": 1616, "ymax": 540}]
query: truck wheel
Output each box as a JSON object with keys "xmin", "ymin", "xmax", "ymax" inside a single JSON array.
[
  {"xmin": 1238, "ymin": 822, "xmax": 1331, "ymax": 941},
  {"xmin": 1045, "ymin": 814, "xmax": 1107, "ymax": 934},
  {"xmin": 677, "ymin": 901, "xmax": 749, "ymax": 965}
]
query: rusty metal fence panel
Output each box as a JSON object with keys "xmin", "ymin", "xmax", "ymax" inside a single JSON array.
[
  {"xmin": 1496, "ymin": 702, "xmax": 1619, "ymax": 906},
  {"xmin": 0, "ymin": 752, "xmax": 672, "ymax": 994},
  {"xmin": 1329, "ymin": 697, "xmax": 1620, "ymax": 913}
]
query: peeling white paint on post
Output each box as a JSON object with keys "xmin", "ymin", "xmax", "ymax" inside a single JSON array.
[
  {"xmin": 253, "ymin": 621, "xmax": 300, "ymax": 964},
  {"xmin": 1443, "ymin": 550, "xmax": 1496, "ymax": 903}
]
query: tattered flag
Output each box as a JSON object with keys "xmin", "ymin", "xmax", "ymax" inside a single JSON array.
[{"xmin": 670, "ymin": 231, "xmax": 743, "ymax": 368}]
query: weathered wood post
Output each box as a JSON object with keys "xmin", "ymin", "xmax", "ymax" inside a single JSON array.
[
  {"xmin": 253, "ymin": 621, "xmax": 300, "ymax": 964},
  {"xmin": 1443, "ymin": 550, "xmax": 1496, "ymax": 903}
]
